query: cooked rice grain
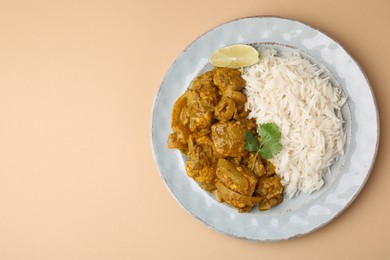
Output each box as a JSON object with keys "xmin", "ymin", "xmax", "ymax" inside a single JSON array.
[{"xmin": 243, "ymin": 49, "xmax": 346, "ymax": 198}]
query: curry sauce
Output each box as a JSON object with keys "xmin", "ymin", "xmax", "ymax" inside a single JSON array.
[{"xmin": 168, "ymin": 67, "xmax": 283, "ymax": 212}]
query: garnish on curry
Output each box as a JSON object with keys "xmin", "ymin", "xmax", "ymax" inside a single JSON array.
[{"xmin": 168, "ymin": 67, "xmax": 283, "ymax": 212}]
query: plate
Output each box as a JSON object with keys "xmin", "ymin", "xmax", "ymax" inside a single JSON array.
[{"xmin": 151, "ymin": 16, "xmax": 379, "ymax": 241}]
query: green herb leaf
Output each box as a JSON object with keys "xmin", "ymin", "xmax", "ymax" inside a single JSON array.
[
  {"xmin": 259, "ymin": 140, "xmax": 282, "ymax": 159},
  {"xmin": 244, "ymin": 131, "xmax": 260, "ymax": 152},
  {"xmin": 257, "ymin": 123, "xmax": 281, "ymax": 143},
  {"xmin": 245, "ymin": 122, "xmax": 282, "ymax": 162}
]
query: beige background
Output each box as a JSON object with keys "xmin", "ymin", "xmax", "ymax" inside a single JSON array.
[{"xmin": 0, "ymin": 0, "xmax": 388, "ymax": 259}]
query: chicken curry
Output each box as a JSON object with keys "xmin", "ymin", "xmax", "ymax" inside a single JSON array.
[{"xmin": 168, "ymin": 67, "xmax": 283, "ymax": 212}]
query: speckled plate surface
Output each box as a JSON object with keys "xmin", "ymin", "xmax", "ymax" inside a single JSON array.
[{"xmin": 151, "ymin": 16, "xmax": 379, "ymax": 241}]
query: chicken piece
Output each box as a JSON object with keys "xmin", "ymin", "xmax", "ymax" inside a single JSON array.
[
  {"xmin": 168, "ymin": 94, "xmax": 190, "ymax": 153},
  {"xmin": 211, "ymin": 119, "xmax": 256, "ymax": 157},
  {"xmin": 216, "ymin": 159, "xmax": 257, "ymax": 196},
  {"xmin": 189, "ymin": 70, "xmax": 215, "ymax": 90},
  {"xmin": 258, "ymin": 194, "xmax": 283, "ymax": 211},
  {"xmin": 223, "ymin": 88, "xmax": 247, "ymax": 118},
  {"xmin": 255, "ymin": 174, "xmax": 284, "ymax": 211},
  {"xmin": 213, "ymin": 67, "xmax": 246, "ymax": 94},
  {"xmin": 264, "ymin": 159, "xmax": 276, "ymax": 176},
  {"xmin": 189, "ymin": 70, "xmax": 220, "ymax": 105},
  {"xmin": 256, "ymin": 174, "xmax": 283, "ymax": 200},
  {"xmin": 168, "ymin": 86, "xmax": 217, "ymax": 152},
  {"xmin": 186, "ymin": 135, "xmax": 218, "ymax": 191},
  {"xmin": 182, "ymin": 90, "xmax": 215, "ymax": 132},
  {"xmin": 167, "ymin": 130, "xmax": 188, "ymax": 153},
  {"xmin": 184, "ymin": 71, "xmax": 220, "ymax": 132},
  {"xmin": 170, "ymin": 70, "xmax": 220, "ymax": 136},
  {"xmin": 215, "ymin": 181, "xmax": 260, "ymax": 213},
  {"xmin": 224, "ymin": 88, "xmax": 247, "ymax": 104},
  {"xmin": 242, "ymin": 153, "xmax": 267, "ymax": 177},
  {"xmin": 214, "ymin": 96, "xmax": 236, "ymax": 122}
]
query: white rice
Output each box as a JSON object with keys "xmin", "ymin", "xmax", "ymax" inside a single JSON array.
[{"xmin": 243, "ymin": 48, "xmax": 346, "ymax": 198}]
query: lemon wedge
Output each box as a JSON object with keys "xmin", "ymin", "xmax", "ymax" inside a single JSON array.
[{"xmin": 209, "ymin": 44, "xmax": 259, "ymax": 68}]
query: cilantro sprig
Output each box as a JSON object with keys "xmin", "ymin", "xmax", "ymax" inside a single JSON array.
[{"xmin": 245, "ymin": 122, "xmax": 282, "ymax": 168}]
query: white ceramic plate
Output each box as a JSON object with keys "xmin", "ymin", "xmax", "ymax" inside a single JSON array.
[{"xmin": 151, "ymin": 16, "xmax": 379, "ymax": 241}]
